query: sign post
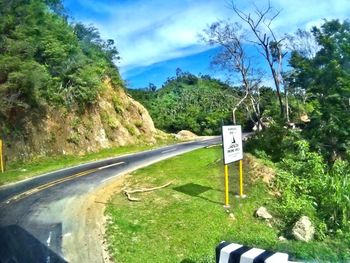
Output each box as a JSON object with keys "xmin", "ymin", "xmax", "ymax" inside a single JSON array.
[
  {"xmin": 222, "ymin": 125, "xmax": 244, "ymax": 206},
  {"xmin": 224, "ymin": 164, "xmax": 229, "ymax": 207},
  {"xmin": 239, "ymin": 160, "xmax": 243, "ymax": 197}
]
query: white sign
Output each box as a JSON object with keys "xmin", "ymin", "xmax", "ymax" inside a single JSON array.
[{"xmin": 222, "ymin": 125, "xmax": 243, "ymax": 164}]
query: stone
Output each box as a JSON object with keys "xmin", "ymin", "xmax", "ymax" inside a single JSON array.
[
  {"xmin": 255, "ymin": 206, "xmax": 273, "ymax": 220},
  {"xmin": 292, "ymin": 216, "xmax": 315, "ymax": 242},
  {"xmin": 229, "ymin": 213, "xmax": 236, "ymax": 220},
  {"xmin": 278, "ymin": 236, "xmax": 287, "ymax": 241}
]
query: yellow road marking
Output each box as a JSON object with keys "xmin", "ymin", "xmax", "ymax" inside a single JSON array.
[{"xmin": 4, "ymin": 168, "xmax": 98, "ymax": 204}]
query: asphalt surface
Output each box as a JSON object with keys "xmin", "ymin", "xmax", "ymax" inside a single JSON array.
[{"xmin": 0, "ymin": 136, "xmax": 222, "ymax": 263}]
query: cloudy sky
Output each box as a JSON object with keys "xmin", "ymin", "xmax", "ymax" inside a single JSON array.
[{"xmin": 63, "ymin": 0, "xmax": 350, "ymax": 88}]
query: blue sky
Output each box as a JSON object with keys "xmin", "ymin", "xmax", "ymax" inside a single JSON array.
[{"xmin": 63, "ymin": 0, "xmax": 350, "ymax": 88}]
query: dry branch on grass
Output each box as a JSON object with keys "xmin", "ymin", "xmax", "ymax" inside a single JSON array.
[{"xmin": 123, "ymin": 182, "xmax": 173, "ymax": 201}]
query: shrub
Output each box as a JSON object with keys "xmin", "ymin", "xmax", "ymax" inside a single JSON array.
[
  {"xmin": 245, "ymin": 124, "xmax": 301, "ymax": 162},
  {"xmin": 270, "ymin": 139, "xmax": 350, "ymax": 238}
]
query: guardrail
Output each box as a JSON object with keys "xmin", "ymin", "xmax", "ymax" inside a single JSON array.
[{"xmin": 216, "ymin": 241, "xmax": 290, "ymax": 263}]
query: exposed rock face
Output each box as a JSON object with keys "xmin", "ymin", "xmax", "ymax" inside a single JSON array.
[
  {"xmin": 255, "ymin": 206, "xmax": 273, "ymax": 220},
  {"xmin": 292, "ymin": 216, "xmax": 315, "ymax": 242},
  {"xmin": 3, "ymin": 79, "xmax": 161, "ymax": 162}
]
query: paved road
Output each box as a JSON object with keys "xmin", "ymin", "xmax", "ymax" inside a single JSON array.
[{"xmin": 0, "ymin": 136, "xmax": 222, "ymax": 262}]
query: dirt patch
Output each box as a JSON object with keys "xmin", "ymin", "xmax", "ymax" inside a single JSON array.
[
  {"xmin": 243, "ymin": 153, "xmax": 275, "ymax": 185},
  {"xmin": 62, "ymin": 175, "xmax": 130, "ymax": 263}
]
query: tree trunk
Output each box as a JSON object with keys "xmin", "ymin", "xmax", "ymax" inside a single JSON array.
[
  {"xmin": 232, "ymin": 90, "xmax": 249, "ymax": 125},
  {"xmin": 284, "ymin": 85, "xmax": 290, "ymax": 123},
  {"xmin": 271, "ymin": 67, "xmax": 284, "ymax": 117}
]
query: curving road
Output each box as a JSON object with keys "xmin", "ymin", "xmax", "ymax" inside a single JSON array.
[{"xmin": 0, "ymin": 136, "xmax": 222, "ymax": 263}]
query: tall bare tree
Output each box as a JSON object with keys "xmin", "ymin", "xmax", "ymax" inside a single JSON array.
[
  {"xmin": 231, "ymin": 1, "xmax": 287, "ymax": 119},
  {"xmin": 201, "ymin": 21, "xmax": 263, "ymax": 127}
]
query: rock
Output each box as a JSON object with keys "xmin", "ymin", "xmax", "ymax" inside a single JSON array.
[
  {"xmin": 175, "ymin": 130, "xmax": 197, "ymax": 140},
  {"xmin": 255, "ymin": 206, "xmax": 273, "ymax": 220},
  {"xmin": 229, "ymin": 213, "xmax": 236, "ymax": 220},
  {"xmin": 300, "ymin": 114, "xmax": 310, "ymax": 123},
  {"xmin": 278, "ymin": 236, "xmax": 287, "ymax": 241},
  {"xmin": 292, "ymin": 216, "xmax": 315, "ymax": 242}
]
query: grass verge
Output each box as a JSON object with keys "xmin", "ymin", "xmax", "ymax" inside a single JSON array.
[
  {"xmin": 105, "ymin": 147, "xmax": 350, "ymax": 263},
  {"xmin": 0, "ymin": 138, "xmax": 177, "ymax": 186}
]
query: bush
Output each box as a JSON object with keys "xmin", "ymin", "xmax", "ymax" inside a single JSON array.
[
  {"xmin": 248, "ymin": 126, "xmax": 350, "ymax": 238},
  {"xmin": 268, "ymin": 139, "xmax": 350, "ymax": 238},
  {"xmin": 245, "ymin": 124, "xmax": 301, "ymax": 162}
]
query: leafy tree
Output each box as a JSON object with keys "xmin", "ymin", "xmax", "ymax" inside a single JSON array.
[
  {"xmin": 0, "ymin": 0, "xmax": 122, "ymax": 137},
  {"xmin": 290, "ymin": 20, "xmax": 350, "ymax": 161},
  {"xmin": 129, "ymin": 72, "xmax": 242, "ymax": 135}
]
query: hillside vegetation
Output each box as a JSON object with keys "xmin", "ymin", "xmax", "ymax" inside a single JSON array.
[
  {"xmin": 129, "ymin": 72, "xmax": 244, "ymax": 135},
  {"xmin": 0, "ymin": 0, "xmax": 161, "ymax": 163},
  {"xmin": 243, "ymin": 19, "xmax": 350, "ymax": 250}
]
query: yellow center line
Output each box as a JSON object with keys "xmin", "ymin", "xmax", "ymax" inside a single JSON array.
[{"xmin": 4, "ymin": 168, "xmax": 99, "ymax": 204}]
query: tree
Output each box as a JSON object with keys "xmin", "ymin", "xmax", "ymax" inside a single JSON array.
[
  {"xmin": 286, "ymin": 29, "xmax": 320, "ymax": 59},
  {"xmin": 231, "ymin": 1, "xmax": 288, "ymax": 120},
  {"xmin": 290, "ymin": 20, "xmax": 350, "ymax": 161},
  {"xmin": 0, "ymin": 0, "xmax": 123, "ymax": 130},
  {"xmin": 202, "ymin": 21, "xmax": 263, "ymax": 128},
  {"xmin": 129, "ymin": 73, "xmax": 241, "ymax": 135},
  {"xmin": 148, "ymin": 83, "xmax": 157, "ymax": 92}
]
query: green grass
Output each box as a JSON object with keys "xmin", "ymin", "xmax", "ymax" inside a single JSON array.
[
  {"xmin": 105, "ymin": 147, "xmax": 350, "ymax": 263},
  {"xmin": 0, "ymin": 138, "xmax": 177, "ymax": 186}
]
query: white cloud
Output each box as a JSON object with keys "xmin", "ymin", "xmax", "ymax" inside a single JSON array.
[
  {"xmin": 66, "ymin": 0, "xmax": 350, "ymax": 72},
  {"xmin": 68, "ymin": 0, "xmax": 230, "ymax": 71},
  {"xmin": 271, "ymin": 0, "xmax": 350, "ymax": 30}
]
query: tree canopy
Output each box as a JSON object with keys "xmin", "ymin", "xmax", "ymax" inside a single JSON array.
[
  {"xmin": 0, "ymin": 0, "xmax": 122, "ymax": 129},
  {"xmin": 129, "ymin": 72, "xmax": 244, "ymax": 135},
  {"xmin": 290, "ymin": 19, "xmax": 350, "ymax": 161}
]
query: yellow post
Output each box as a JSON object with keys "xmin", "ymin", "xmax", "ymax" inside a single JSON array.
[
  {"xmin": 239, "ymin": 159, "xmax": 243, "ymax": 197},
  {"xmin": 0, "ymin": 139, "xmax": 3, "ymax": 173},
  {"xmin": 224, "ymin": 164, "xmax": 229, "ymax": 207}
]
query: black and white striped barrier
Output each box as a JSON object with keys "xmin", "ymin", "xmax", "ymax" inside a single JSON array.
[{"xmin": 216, "ymin": 241, "xmax": 289, "ymax": 263}]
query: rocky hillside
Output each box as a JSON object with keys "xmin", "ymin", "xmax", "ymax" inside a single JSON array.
[
  {"xmin": 0, "ymin": 0, "xmax": 162, "ymax": 163},
  {"xmin": 5, "ymin": 79, "xmax": 159, "ymax": 162}
]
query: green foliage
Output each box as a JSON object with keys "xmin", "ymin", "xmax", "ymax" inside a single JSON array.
[
  {"xmin": 248, "ymin": 128, "xmax": 350, "ymax": 239},
  {"xmin": 0, "ymin": 0, "xmax": 122, "ymax": 129},
  {"xmin": 125, "ymin": 124, "xmax": 137, "ymax": 136},
  {"xmin": 112, "ymin": 95, "xmax": 124, "ymax": 113},
  {"xmin": 290, "ymin": 19, "xmax": 350, "ymax": 161},
  {"xmin": 275, "ymin": 143, "xmax": 350, "ymax": 237},
  {"xmin": 100, "ymin": 112, "xmax": 118, "ymax": 129},
  {"xmin": 321, "ymin": 160, "xmax": 350, "ymax": 232},
  {"xmin": 67, "ymin": 131, "xmax": 80, "ymax": 145},
  {"xmin": 247, "ymin": 19, "xmax": 350, "ymax": 243},
  {"xmin": 245, "ymin": 123, "xmax": 301, "ymax": 162},
  {"xmin": 129, "ymin": 72, "xmax": 242, "ymax": 135}
]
